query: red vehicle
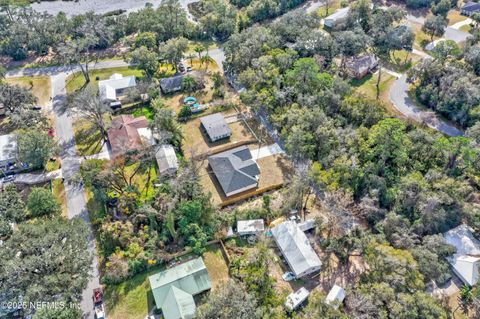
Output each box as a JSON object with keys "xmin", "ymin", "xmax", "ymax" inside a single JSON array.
[{"xmin": 93, "ymin": 288, "xmax": 106, "ymax": 319}]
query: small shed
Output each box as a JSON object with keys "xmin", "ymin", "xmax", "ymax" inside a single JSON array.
[
  {"xmin": 237, "ymin": 219, "xmax": 265, "ymax": 236},
  {"xmin": 298, "ymin": 219, "xmax": 316, "ymax": 232},
  {"xmin": 325, "ymin": 285, "xmax": 346, "ymax": 309},
  {"xmin": 323, "ymin": 7, "xmax": 349, "ymax": 28},
  {"xmin": 285, "ymin": 287, "xmax": 310, "ymax": 311},
  {"xmin": 155, "ymin": 144, "xmax": 179, "ymax": 176}
]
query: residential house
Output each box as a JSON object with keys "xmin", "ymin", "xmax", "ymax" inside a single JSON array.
[
  {"xmin": 200, "ymin": 113, "xmax": 232, "ymax": 142},
  {"xmin": 323, "ymin": 7, "xmax": 349, "ymax": 28},
  {"xmin": 208, "ymin": 146, "xmax": 260, "ymax": 197},
  {"xmin": 107, "ymin": 115, "xmax": 155, "ymax": 158},
  {"xmin": 98, "ymin": 73, "xmax": 137, "ymax": 107},
  {"xmin": 0, "ymin": 134, "xmax": 17, "ymax": 166},
  {"xmin": 345, "ymin": 55, "xmax": 379, "ymax": 79},
  {"xmin": 285, "ymin": 287, "xmax": 310, "ymax": 311},
  {"xmin": 237, "ymin": 219, "xmax": 265, "ymax": 236},
  {"xmin": 444, "ymin": 224, "xmax": 480, "ymax": 286},
  {"xmin": 325, "ymin": 285, "xmax": 346, "ymax": 309},
  {"xmin": 149, "ymin": 257, "xmax": 212, "ymax": 319},
  {"xmin": 160, "ymin": 74, "xmax": 185, "ymax": 94},
  {"xmin": 462, "ymin": 1, "xmax": 480, "ymax": 15},
  {"xmin": 271, "ymin": 221, "xmax": 322, "ymax": 278},
  {"xmin": 155, "ymin": 144, "xmax": 179, "ymax": 176}
]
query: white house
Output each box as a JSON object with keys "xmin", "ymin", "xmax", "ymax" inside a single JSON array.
[
  {"xmin": 444, "ymin": 224, "xmax": 480, "ymax": 286},
  {"xmin": 323, "ymin": 7, "xmax": 349, "ymax": 28},
  {"xmin": 285, "ymin": 287, "xmax": 310, "ymax": 311},
  {"xmin": 155, "ymin": 145, "xmax": 179, "ymax": 176},
  {"xmin": 325, "ymin": 285, "xmax": 346, "ymax": 309},
  {"xmin": 98, "ymin": 73, "xmax": 137, "ymax": 102},
  {"xmin": 0, "ymin": 134, "xmax": 17, "ymax": 166},
  {"xmin": 271, "ymin": 221, "xmax": 322, "ymax": 278},
  {"xmin": 237, "ymin": 219, "xmax": 265, "ymax": 236}
]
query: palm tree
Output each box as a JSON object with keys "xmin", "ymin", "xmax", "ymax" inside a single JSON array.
[
  {"xmin": 201, "ymin": 54, "xmax": 214, "ymax": 71},
  {"xmin": 186, "ymin": 53, "xmax": 195, "ymax": 68},
  {"xmin": 182, "ymin": 76, "xmax": 197, "ymax": 93},
  {"xmin": 194, "ymin": 45, "xmax": 203, "ymax": 61},
  {"xmin": 457, "ymin": 285, "xmax": 474, "ymax": 315}
]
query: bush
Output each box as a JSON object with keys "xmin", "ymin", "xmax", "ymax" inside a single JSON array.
[{"xmin": 27, "ymin": 187, "xmax": 61, "ymax": 217}]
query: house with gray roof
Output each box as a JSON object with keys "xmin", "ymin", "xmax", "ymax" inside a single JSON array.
[
  {"xmin": 160, "ymin": 74, "xmax": 184, "ymax": 94},
  {"xmin": 149, "ymin": 257, "xmax": 212, "ymax": 319},
  {"xmin": 271, "ymin": 221, "xmax": 322, "ymax": 278},
  {"xmin": 156, "ymin": 144, "xmax": 179, "ymax": 176},
  {"xmin": 345, "ymin": 55, "xmax": 378, "ymax": 79},
  {"xmin": 208, "ymin": 146, "xmax": 260, "ymax": 197},
  {"xmin": 462, "ymin": 1, "xmax": 480, "ymax": 15},
  {"xmin": 200, "ymin": 113, "xmax": 232, "ymax": 142}
]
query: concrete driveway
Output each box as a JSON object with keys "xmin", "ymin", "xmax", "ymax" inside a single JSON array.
[{"xmin": 251, "ymin": 143, "xmax": 285, "ymax": 160}]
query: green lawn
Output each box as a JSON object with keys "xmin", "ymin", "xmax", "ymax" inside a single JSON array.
[
  {"xmin": 6, "ymin": 76, "xmax": 51, "ymax": 106},
  {"xmin": 73, "ymin": 118, "xmax": 105, "ymax": 156},
  {"xmin": 131, "ymin": 106, "xmax": 155, "ymax": 120},
  {"xmin": 352, "ymin": 71, "xmax": 399, "ymax": 115},
  {"xmin": 203, "ymin": 245, "xmax": 230, "ymax": 290},
  {"xmin": 126, "ymin": 162, "xmax": 158, "ymax": 201},
  {"xmin": 104, "ymin": 266, "xmax": 161, "ymax": 319},
  {"xmin": 66, "ymin": 67, "xmax": 144, "ymax": 93},
  {"xmin": 51, "ymin": 179, "xmax": 67, "ymax": 217}
]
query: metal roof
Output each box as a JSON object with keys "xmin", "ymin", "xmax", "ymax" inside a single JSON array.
[
  {"xmin": 208, "ymin": 146, "xmax": 260, "ymax": 196},
  {"xmin": 98, "ymin": 73, "xmax": 136, "ymax": 101},
  {"xmin": 325, "ymin": 285, "xmax": 346, "ymax": 309},
  {"xmin": 237, "ymin": 219, "xmax": 265, "ymax": 235},
  {"xmin": 200, "ymin": 113, "xmax": 232, "ymax": 141},
  {"xmin": 149, "ymin": 257, "xmax": 212, "ymax": 312},
  {"xmin": 285, "ymin": 287, "xmax": 310, "ymax": 311},
  {"xmin": 155, "ymin": 144, "xmax": 179, "ymax": 175},
  {"xmin": 162, "ymin": 286, "xmax": 196, "ymax": 319},
  {"xmin": 0, "ymin": 134, "xmax": 16, "ymax": 163},
  {"xmin": 271, "ymin": 221, "xmax": 322, "ymax": 277},
  {"xmin": 444, "ymin": 224, "xmax": 480, "ymax": 286}
]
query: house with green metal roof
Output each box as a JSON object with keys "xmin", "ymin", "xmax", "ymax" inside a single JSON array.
[{"xmin": 149, "ymin": 257, "xmax": 212, "ymax": 319}]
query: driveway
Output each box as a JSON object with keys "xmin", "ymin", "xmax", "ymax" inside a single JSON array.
[
  {"xmin": 14, "ymin": 169, "xmax": 62, "ymax": 185},
  {"xmin": 51, "ymin": 73, "xmax": 101, "ymax": 318},
  {"xmin": 389, "ymin": 75, "xmax": 463, "ymax": 136},
  {"xmin": 444, "ymin": 26, "xmax": 471, "ymax": 43},
  {"xmin": 251, "ymin": 143, "xmax": 285, "ymax": 160}
]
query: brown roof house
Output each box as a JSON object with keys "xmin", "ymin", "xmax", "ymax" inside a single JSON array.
[
  {"xmin": 345, "ymin": 55, "xmax": 378, "ymax": 79},
  {"xmin": 208, "ymin": 146, "xmax": 260, "ymax": 197},
  {"xmin": 107, "ymin": 115, "xmax": 155, "ymax": 158}
]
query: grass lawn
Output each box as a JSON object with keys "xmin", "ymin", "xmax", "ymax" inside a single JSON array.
[
  {"xmin": 411, "ymin": 23, "xmax": 436, "ymax": 50},
  {"xmin": 203, "ymin": 245, "xmax": 230, "ymax": 290},
  {"xmin": 131, "ymin": 106, "xmax": 155, "ymax": 120},
  {"xmin": 73, "ymin": 118, "xmax": 105, "ymax": 156},
  {"xmin": 6, "ymin": 76, "xmax": 51, "ymax": 106},
  {"xmin": 126, "ymin": 161, "xmax": 158, "ymax": 201},
  {"xmin": 66, "ymin": 67, "xmax": 144, "ymax": 93},
  {"xmin": 460, "ymin": 24, "xmax": 472, "ymax": 32},
  {"xmin": 45, "ymin": 158, "xmax": 61, "ymax": 172},
  {"xmin": 317, "ymin": 0, "xmax": 342, "ymax": 18},
  {"xmin": 352, "ymin": 71, "xmax": 400, "ymax": 116},
  {"xmin": 51, "ymin": 179, "xmax": 67, "ymax": 217},
  {"xmin": 447, "ymin": 10, "xmax": 468, "ymax": 26},
  {"xmin": 104, "ymin": 266, "xmax": 161, "ymax": 319}
]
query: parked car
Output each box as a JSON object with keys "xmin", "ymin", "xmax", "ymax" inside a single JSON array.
[
  {"xmin": 282, "ymin": 272, "xmax": 296, "ymax": 282},
  {"xmin": 93, "ymin": 288, "xmax": 106, "ymax": 319},
  {"xmin": 2, "ymin": 175, "xmax": 16, "ymax": 183}
]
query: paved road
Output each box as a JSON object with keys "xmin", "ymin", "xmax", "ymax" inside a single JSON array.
[
  {"xmin": 51, "ymin": 73, "xmax": 101, "ymax": 318},
  {"xmin": 31, "ymin": 0, "xmax": 199, "ymax": 16},
  {"xmin": 15, "ymin": 169, "xmax": 62, "ymax": 185},
  {"xmin": 389, "ymin": 75, "xmax": 463, "ymax": 136}
]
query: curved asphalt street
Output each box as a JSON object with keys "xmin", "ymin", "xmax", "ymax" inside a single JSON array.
[{"xmin": 389, "ymin": 75, "xmax": 463, "ymax": 137}]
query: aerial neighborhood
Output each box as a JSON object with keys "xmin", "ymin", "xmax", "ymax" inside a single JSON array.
[{"xmin": 2, "ymin": 0, "xmax": 480, "ymax": 318}]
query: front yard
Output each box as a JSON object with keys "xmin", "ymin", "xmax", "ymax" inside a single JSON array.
[
  {"xmin": 73, "ymin": 118, "xmax": 105, "ymax": 156},
  {"xmin": 6, "ymin": 76, "xmax": 51, "ymax": 106}
]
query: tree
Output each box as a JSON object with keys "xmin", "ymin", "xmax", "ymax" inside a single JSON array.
[
  {"xmin": 431, "ymin": 0, "xmax": 451, "ymax": 17},
  {"xmin": 422, "ymin": 15, "xmax": 447, "ymax": 41},
  {"xmin": 69, "ymin": 85, "xmax": 112, "ymax": 141},
  {"xmin": 0, "ymin": 184, "xmax": 26, "ymax": 223},
  {"xmin": 27, "ymin": 187, "xmax": 61, "ymax": 217},
  {"xmin": 297, "ymin": 291, "xmax": 349, "ymax": 318},
  {"xmin": 16, "ymin": 130, "xmax": 59, "ymax": 169},
  {"xmin": 159, "ymin": 36, "xmax": 188, "ymax": 72},
  {"xmin": 33, "ymin": 306, "xmax": 83, "ymax": 319},
  {"xmin": 150, "ymin": 107, "xmax": 183, "ymax": 146},
  {"xmin": 182, "ymin": 75, "xmax": 198, "ymax": 93},
  {"xmin": 133, "ymin": 31, "xmax": 157, "ymax": 50},
  {"xmin": 431, "ymin": 39, "xmax": 461, "ymax": 61},
  {"xmin": 128, "ymin": 46, "xmax": 160, "ymax": 78},
  {"xmin": 197, "ymin": 280, "xmax": 259, "ymax": 319},
  {"xmin": 0, "ymin": 218, "xmax": 92, "ymax": 306}
]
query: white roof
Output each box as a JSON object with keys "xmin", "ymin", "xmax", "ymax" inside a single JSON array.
[
  {"xmin": 298, "ymin": 219, "xmax": 315, "ymax": 232},
  {"xmin": 271, "ymin": 221, "xmax": 322, "ymax": 277},
  {"xmin": 324, "ymin": 7, "xmax": 349, "ymax": 22},
  {"xmin": 285, "ymin": 287, "xmax": 309, "ymax": 311},
  {"xmin": 98, "ymin": 73, "xmax": 137, "ymax": 101},
  {"xmin": 237, "ymin": 219, "xmax": 265, "ymax": 234},
  {"xmin": 137, "ymin": 127, "xmax": 156, "ymax": 146},
  {"xmin": 444, "ymin": 224, "xmax": 480, "ymax": 285},
  {"xmin": 155, "ymin": 144, "xmax": 179, "ymax": 175},
  {"xmin": 0, "ymin": 134, "xmax": 16, "ymax": 163},
  {"xmin": 325, "ymin": 285, "xmax": 346, "ymax": 309}
]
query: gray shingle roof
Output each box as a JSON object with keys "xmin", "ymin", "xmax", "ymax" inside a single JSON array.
[
  {"xmin": 160, "ymin": 74, "xmax": 184, "ymax": 93},
  {"xmin": 200, "ymin": 113, "xmax": 232, "ymax": 142},
  {"xmin": 463, "ymin": 1, "xmax": 480, "ymax": 13},
  {"xmin": 208, "ymin": 146, "xmax": 260, "ymax": 196}
]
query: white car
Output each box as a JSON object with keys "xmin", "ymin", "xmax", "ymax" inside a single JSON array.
[{"xmin": 282, "ymin": 272, "xmax": 296, "ymax": 282}]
